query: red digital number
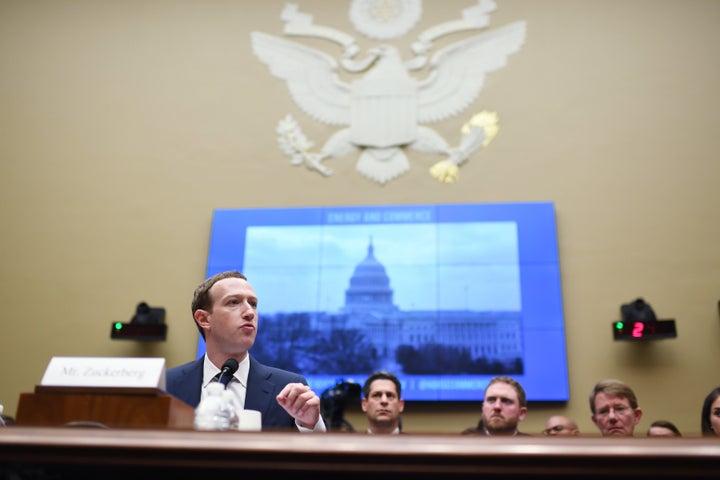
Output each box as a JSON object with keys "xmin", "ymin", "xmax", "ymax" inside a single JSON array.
[{"xmin": 632, "ymin": 322, "xmax": 644, "ymax": 338}]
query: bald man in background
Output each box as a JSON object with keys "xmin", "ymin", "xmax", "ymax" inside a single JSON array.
[{"xmin": 543, "ymin": 415, "xmax": 580, "ymax": 436}]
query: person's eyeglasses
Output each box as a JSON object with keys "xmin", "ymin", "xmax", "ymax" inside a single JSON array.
[
  {"xmin": 542, "ymin": 425, "xmax": 566, "ymax": 435},
  {"xmin": 595, "ymin": 405, "xmax": 631, "ymax": 418}
]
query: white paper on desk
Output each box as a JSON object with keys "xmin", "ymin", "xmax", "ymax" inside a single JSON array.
[{"xmin": 40, "ymin": 356, "xmax": 166, "ymax": 389}]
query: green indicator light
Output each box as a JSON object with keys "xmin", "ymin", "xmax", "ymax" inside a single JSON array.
[
  {"xmin": 615, "ymin": 321, "xmax": 624, "ymax": 330},
  {"xmin": 114, "ymin": 322, "xmax": 123, "ymax": 330}
]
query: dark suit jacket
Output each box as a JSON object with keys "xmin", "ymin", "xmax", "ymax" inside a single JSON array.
[
  {"xmin": 461, "ymin": 419, "xmax": 531, "ymax": 436},
  {"xmin": 165, "ymin": 356, "xmax": 319, "ymax": 431}
]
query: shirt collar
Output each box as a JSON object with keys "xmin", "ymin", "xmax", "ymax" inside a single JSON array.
[
  {"xmin": 202, "ymin": 354, "xmax": 249, "ymax": 388},
  {"xmin": 483, "ymin": 426, "xmax": 519, "ymax": 436},
  {"xmin": 367, "ymin": 426, "xmax": 401, "ymax": 434}
]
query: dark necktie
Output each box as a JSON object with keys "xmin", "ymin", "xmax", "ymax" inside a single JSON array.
[{"xmin": 215, "ymin": 372, "xmax": 234, "ymax": 388}]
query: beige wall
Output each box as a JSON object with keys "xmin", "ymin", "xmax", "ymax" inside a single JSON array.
[{"xmin": 1, "ymin": 0, "xmax": 719, "ymax": 435}]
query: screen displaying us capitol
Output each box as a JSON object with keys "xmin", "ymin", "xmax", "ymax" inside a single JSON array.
[{"xmin": 197, "ymin": 202, "xmax": 569, "ymax": 402}]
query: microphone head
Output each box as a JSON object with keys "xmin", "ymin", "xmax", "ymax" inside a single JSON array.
[{"xmin": 221, "ymin": 358, "xmax": 239, "ymax": 374}]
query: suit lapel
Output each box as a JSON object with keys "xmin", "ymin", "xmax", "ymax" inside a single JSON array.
[{"xmin": 244, "ymin": 357, "xmax": 275, "ymax": 418}]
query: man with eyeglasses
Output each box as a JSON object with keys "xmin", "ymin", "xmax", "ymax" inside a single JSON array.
[
  {"xmin": 543, "ymin": 415, "xmax": 580, "ymax": 436},
  {"xmin": 589, "ymin": 378, "xmax": 643, "ymax": 436}
]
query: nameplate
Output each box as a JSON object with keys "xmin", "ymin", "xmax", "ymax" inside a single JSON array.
[{"xmin": 40, "ymin": 356, "xmax": 166, "ymax": 389}]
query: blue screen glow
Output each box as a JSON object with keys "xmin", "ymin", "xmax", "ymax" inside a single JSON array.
[{"xmin": 197, "ymin": 202, "xmax": 568, "ymax": 402}]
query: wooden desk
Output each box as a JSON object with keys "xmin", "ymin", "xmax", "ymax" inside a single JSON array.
[
  {"xmin": 15, "ymin": 386, "xmax": 195, "ymax": 428},
  {"xmin": 1, "ymin": 427, "xmax": 719, "ymax": 479}
]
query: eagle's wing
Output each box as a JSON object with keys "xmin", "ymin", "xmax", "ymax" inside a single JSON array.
[
  {"xmin": 251, "ymin": 31, "xmax": 351, "ymax": 126},
  {"xmin": 417, "ymin": 21, "xmax": 526, "ymax": 123}
]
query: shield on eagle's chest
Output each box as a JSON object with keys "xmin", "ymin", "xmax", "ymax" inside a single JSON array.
[{"xmin": 350, "ymin": 53, "xmax": 417, "ymax": 148}]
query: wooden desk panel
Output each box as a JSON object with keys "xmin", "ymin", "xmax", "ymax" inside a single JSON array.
[
  {"xmin": 1, "ymin": 427, "xmax": 719, "ymax": 479},
  {"xmin": 15, "ymin": 388, "xmax": 195, "ymax": 429}
]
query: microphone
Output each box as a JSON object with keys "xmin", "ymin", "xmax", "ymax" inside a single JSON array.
[{"xmin": 218, "ymin": 358, "xmax": 239, "ymax": 388}]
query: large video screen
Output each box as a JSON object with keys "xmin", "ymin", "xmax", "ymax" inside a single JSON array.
[{"xmin": 197, "ymin": 202, "xmax": 568, "ymax": 402}]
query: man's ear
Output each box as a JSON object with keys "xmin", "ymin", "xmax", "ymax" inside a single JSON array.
[
  {"xmin": 361, "ymin": 398, "xmax": 368, "ymax": 413},
  {"xmin": 633, "ymin": 408, "xmax": 643, "ymax": 425},
  {"xmin": 194, "ymin": 309, "xmax": 210, "ymax": 330},
  {"xmin": 518, "ymin": 406, "xmax": 528, "ymax": 420}
]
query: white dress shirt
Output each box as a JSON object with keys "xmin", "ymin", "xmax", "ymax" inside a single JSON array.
[{"xmin": 200, "ymin": 354, "xmax": 325, "ymax": 432}]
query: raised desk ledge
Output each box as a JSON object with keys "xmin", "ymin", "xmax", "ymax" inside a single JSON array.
[{"xmin": 1, "ymin": 427, "xmax": 719, "ymax": 479}]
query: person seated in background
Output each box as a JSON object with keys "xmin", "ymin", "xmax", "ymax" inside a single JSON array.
[
  {"xmin": 589, "ymin": 378, "xmax": 642, "ymax": 437},
  {"xmin": 361, "ymin": 370, "xmax": 405, "ymax": 434},
  {"xmin": 701, "ymin": 386, "xmax": 720, "ymax": 437},
  {"xmin": 462, "ymin": 376, "xmax": 530, "ymax": 436},
  {"xmin": 165, "ymin": 270, "xmax": 326, "ymax": 432},
  {"xmin": 542, "ymin": 415, "xmax": 580, "ymax": 436},
  {"xmin": 646, "ymin": 419, "xmax": 682, "ymax": 437}
]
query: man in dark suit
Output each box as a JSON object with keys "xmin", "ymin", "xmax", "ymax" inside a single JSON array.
[
  {"xmin": 165, "ymin": 270, "xmax": 326, "ymax": 432},
  {"xmin": 361, "ymin": 370, "xmax": 405, "ymax": 434}
]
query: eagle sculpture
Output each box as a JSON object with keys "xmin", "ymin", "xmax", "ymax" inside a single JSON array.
[{"xmin": 251, "ymin": 2, "xmax": 526, "ymax": 184}]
